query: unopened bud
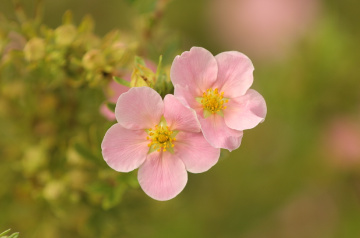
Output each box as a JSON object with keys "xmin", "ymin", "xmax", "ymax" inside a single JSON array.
[
  {"xmin": 55, "ymin": 24, "xmax": 77, "ymax": 46},
  {"xmin": 82, "ymin": 49, "xmax": 105, "ymax": 70},
  {"xmin": 24, "ymin": 37, "xmax": 45, "ymax": 61},
  {"xmin": 130, "ymin": 64, "xmax": 156, "ymax": 87}
]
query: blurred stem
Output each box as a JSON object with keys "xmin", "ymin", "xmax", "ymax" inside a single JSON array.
[
  {"xmin": 143, "ymin": 0, "xmax": 168, "ymax": 39},
  {"xmin": 141, "ymin": 0, "xmax": 170, "ymax": 54},
  {"xmin": 12, "ymin": 0, "xmax": 27, "ymax": 23},
  {"xmin": 34, "ymin": 0, "xmax": 44, "ymax": 25}
]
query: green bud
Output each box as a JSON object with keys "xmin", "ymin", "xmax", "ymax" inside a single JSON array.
[
  {"xmin": 55, "ymin": 24, "xmax": 77, "ymax": 46},
  {"xmin": 109, "ymin": 41, "xmax": 126, "ymax": 62},
  {"xmin": 130, "ymin": 65, "xmax": 154, "ymax": 87},
  {"xmin": 22, "ymin": 144, "xmax": 46, "ymax": 176},
  {"xmin": 43, "ymin": 180, "xmax": 65, "ymax": 201},
  {"xmin": 82, "ymin": 49, "xmax": 105, "ymax": 70},
  {"xmin": 24, "ymin": 37, "xmax": 45, "ymax": 61},
  {"xmin": 130, "ymin": 57, "xmax": 156, "ymax": 87}
]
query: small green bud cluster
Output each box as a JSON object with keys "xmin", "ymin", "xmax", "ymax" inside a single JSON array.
[{"xmin": 1, "ymin": 10, "xmax": 137, "ymax": 89}]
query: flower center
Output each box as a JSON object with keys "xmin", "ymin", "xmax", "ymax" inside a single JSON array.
[
  {"xmin": 197, "ymin": 88, "xmax": 228, "ymax": 117},
  {"xmin": 146, "ymin": 118, "xmax": 177, "ymax": 153}
]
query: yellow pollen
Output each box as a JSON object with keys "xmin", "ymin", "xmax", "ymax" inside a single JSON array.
[
  {"xmin": 198, "ymin": 88, "xmax": 228, "ymax": 114},
  {"xmin": 146, "ymin": 120, "xmax": 177, "ymax": 154}
]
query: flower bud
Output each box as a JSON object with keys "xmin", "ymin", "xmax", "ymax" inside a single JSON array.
[
  {"xmin": 130, "ymin": 59, "xmax": 156, "ymax": 87},
  {"xmin": 82, "ymin": 49, "xmax": 105, "ymax": 70},
  {"xmin": 55, "ymin": 24, "xmax": 77, "ymax": 46},
  {"xmin": 24, "ymin": 37, "xmax": 45, "ymax": 61},
  {"xmin": 130, "ymin": 65, "xmax": 156, "ymax": 87},
  {"xmin": 43, "ymin": 180, "xmax": 65, "ymax": 201}
]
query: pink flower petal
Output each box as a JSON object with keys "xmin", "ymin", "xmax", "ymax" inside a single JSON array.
[
  {"xmin": 101, "ymin": 123, "xmax": 148, "ymax": 172},
  {"xmin": 224, "ymin": 89, "xmax": 267, "ymax": 131},
  {"xmin": 100, "ymin": 103, "xmax": 116, "ymax": 121},
  {"xmin": 107, "ymin": 79, "xmax": 130, "ymax": 103},
  {"xmin": 199, "ymin": 115, "xmax": 243, "ymax": 151},
  {"xmin": 173, "ymin": 84, "xmax": 202, "ymax": 110},
  {"xmin": 170, "ymin": 47, "xmax": 218, "ymax": 95},
  {"xmin": 144, "ymin": 59, "xmax": 157, "ymax": 73},
  {"xmin": 214, "ymin": 51, "xmax": 254, "ymax": 98},
  {"xmin": 138, "ymin": 152, "xmax": 188, "ymax": 201},
  {"xmin": 175, "ymin": 131, "xmax": 220, "ymax": 173},
  {"xmin": 100, "ymin": 75, "xmax": 130, "ymax": 120},
  {"xmin": 164, "ymin": 94, "xmax": 200, "ymax": 133},
  {"xmin": 115, "ymin": 87, "xmax": 164, "ymax": 130}
]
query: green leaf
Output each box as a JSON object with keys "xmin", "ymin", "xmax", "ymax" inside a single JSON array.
[
  {"xmin": 102, "ymin": 183, "xmax": 127, "ymax": 210},
  {"xmin": 155, "ymin": 55, "xmax": 162, "ymax": 81},
  {"xmin": 73, "ymin": 143, "xmax": 104, "ymax": 166},
  {"xmin": 113, "ymin": 76, "xmax": 130, "ymax": 87},
  {"xmin": 134, "ymin": 56, "xmax": 145, "ymax": 66},
  {"xmin": 133, "ymin": 0, "xmax": 157, "ymax": 14},
  {"xmin": 219, "ymin": 149, "xmax": 230, "ymax": 160},
  {"xmin": 124, "ymin": 0, "xmax": 136, "ymax": 4},
  {"xmin": 8, "ymin": 232, "xmax": 20, "ymax": 238},
  {"xmin": 106, "ymin": 102, "xmax": 116, "ymax": 113},
  {"xmin": 0, "ymin": 229, "xmax": 11, "ymax": 236}
]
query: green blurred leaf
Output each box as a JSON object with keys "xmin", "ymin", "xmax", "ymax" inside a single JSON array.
[
  {"xmin": 155, "ymin": 55, "xmax": 162, "ymax": 81},
  {"xmin": 106, "ymin": 102, "xmax": 116, "ymax": 113},
  {"xmin": 129, "ymin": 0, "xmax": 157, "ymax": 14},
  {"xmin": 134, "ymin": 55, "xmax": 145, "ymax": 66},
  {"xmin": 74, "ymin": 143, "xmax": 104, "ymax": 166},
  {"xmin": 8, "ymin": 232, "xmax": 19, "ymax": 238},
  {"xmin": 113, "ymin": 76, "xmax": 130, "ymax": 87},
  {"xmin": 0, "ymin": 229, "xmax": 19, "ymax": 238},
  {"xmin": 0, "ymin": 229, "xmax": 11, "ymax": 236},
  {"xmin": 124, "ymin": 0, "xmax": 135, "ymax": 4},
  {"xmin": 102, "ymin": 183, "xmax": 127, "ymax": 210}
]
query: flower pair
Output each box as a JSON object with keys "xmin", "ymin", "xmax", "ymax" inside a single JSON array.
[{"xmin": 101, "ymin": 47, "xmax": 267, "ymax": 201}]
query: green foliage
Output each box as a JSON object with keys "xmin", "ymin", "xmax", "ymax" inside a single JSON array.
[
  {"xmin": 0, "ymin": 229, "xmax": 19, "ymax": 238},
  {"xmin": 0, "ymin": 0, "xmax": 176, "ymax": 237},
  {"xmin": 2, "ymin": 0, "xmax": 360, "ymax": 238},
  {"xmin": 113, "ymin": 76, "xmax": 131, "ymax": 87}
]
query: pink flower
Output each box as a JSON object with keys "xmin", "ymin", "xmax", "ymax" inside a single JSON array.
[
  {"xmin": 101, "ymin": 87, "xmax": 220, "ymax": 201},
  {"xmin": 100, "ymin": 60, "xmax": 157, "ymax": 120},
  {"xmin": 207, "ymin": 0, "xmax": 320, "ymax": 60},
  {"xmin": 322, "ymin": 117, "xmax": 360, "ymax": 168},
  {"xmin": 171, "ymin": 47, "xmax": 267, "ymax": 151},
  {"xmin": 100, "ymin": 76, "xmax": 130, "ymax": 121}
]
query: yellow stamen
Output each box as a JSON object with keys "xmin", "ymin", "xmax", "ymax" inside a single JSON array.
[
  {"xmin": 146, "ymin": 120, "xmax": 177, "ymax": 154},
  {"xmin": 198, "ymin": 88, "xmax": 228, "ymax": 114}
]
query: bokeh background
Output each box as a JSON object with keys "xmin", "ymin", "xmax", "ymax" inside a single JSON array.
[{"xmin": 1, "ymin": 0, "xmax": 360, "ymax": 237}]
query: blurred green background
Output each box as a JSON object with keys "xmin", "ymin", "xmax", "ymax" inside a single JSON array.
[{"xmin": 1, "ymin": 0, "xmax": 360, "ymax": 237}]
